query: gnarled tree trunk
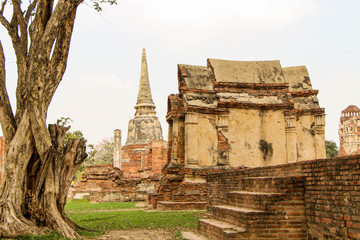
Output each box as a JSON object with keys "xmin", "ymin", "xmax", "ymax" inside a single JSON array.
[
  {"xmin": 0, "ymin": 0, "xmax": 88, "ymax": 238},
  {"xmin": 0, "ymin": 117, "xmax": 87, "ymax": 238}
]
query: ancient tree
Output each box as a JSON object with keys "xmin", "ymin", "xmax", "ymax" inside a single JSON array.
[{"xmin": 0, "ymin": 0, "xmax": 113, "ymax": 238}]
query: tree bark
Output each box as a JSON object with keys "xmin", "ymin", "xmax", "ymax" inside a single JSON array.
[
  {"xmin": 0, "ymin": 116, "xmax": 87, "ymax": 238},
  {"xmin": 0, "ymin": 0, "xmax": 88, "ymax": 238}
]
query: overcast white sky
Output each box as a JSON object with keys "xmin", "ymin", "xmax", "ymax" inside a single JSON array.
[{"xmin": 1, "ymin": 0, "xmax": 359, "ymax": 147}]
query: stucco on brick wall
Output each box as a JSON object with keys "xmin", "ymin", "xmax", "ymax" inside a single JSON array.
[
  {"xmin": 149, "ymin": 58, "xmax": 327, "ymax": 210},
  {"xmin": 168, "ymin": 58, "xmax": 326, "ymax": 169}
]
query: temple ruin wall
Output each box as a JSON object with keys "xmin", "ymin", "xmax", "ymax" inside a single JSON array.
[{"xmin": 207, "ymin": 154, "xmax": 360, "ymax": 239}]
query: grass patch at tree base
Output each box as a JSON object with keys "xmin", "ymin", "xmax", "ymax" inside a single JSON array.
[
  {"xmin": 10, "ymin": 200, "xmax": 205, "ymax": 239},
  {"xmin": 68, "ymin": 210, "xmax": 204, "ymax": 230}
]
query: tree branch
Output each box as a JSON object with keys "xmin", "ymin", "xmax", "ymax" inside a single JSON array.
[
  {"xmin": 0, "ymin": 8, "xmax": 11, "ymax": 33},
  {"xmin": 12, "ymin": 0, "xmax": 28, "ymax": 30},
  {"xmin": 18, "ymin": 0, "xmax": 82, "ymax": 145},
  {"xmin": 0, "ymin": 41, "xmax": 17, "ymax": 144},
  {"xmin": 25, "ymin": 0, "xmax": 81, "ymax": 112},
  {"xmin": 29, "ymin": 0, "xmax": 52, "ymax": 45},
  {"xmin": 0, "ymin": 0, "xmax": 7, "ymax": 15},
  {"xmin": 25, "ymin": 0, "xmax": 38, "ymax": 24},
  {"xmin": 43, "ymin": 0, "xmax": 77, "ymax": 55},
  {"xmin": 12, "ymin": 0, "xmax": 29, "ymax": 55},
  {"xmin": 1, "ymin": 1, "xmax": 29, "ymax": 126},
  {"xmin": 44, "ymin": 8, "xmax": 76, "ymax": 108},
  {"xmin": 0, "ymin": 11, "xmax": 21, "ymax": 55}
]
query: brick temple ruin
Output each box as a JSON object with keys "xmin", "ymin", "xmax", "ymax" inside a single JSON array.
[
  {"xmin": 71, "ymin": 49, "xmax": 167, "ymax": 202},
  {"xmin": 339, "ymin": 105, "xmax": 360, "ymax": 156},
  {"xmin": 112, "ymin": 48, "xmax": 166, "ymax": 179},
  {"xmin": 189, "ymin": 154, "xmax": 360, "ymax": 240},
  {"xmin": 170, "ymin": 60, "xmax": 359, "ymax": 240},
  {"xmin": 149, "ymin": 58, "xmax": 326, "ymax": 210}
]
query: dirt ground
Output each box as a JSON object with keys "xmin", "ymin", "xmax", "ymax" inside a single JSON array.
[{"xmin": 94, "ymin": 229, "xmax": 175, "ymax": 240}]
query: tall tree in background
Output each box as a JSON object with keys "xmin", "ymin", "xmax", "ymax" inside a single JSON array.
[
  {"xmin": 0, "ymin": 0, "xmax": 114, "ymax": 238},
  {"xmin": 72, "ymin": 138, "xmax": 114, "ymax": 182},
  {"xmin": 326, "ymin": 140, "xmax": 339, "ymax": 158},
  {"xmin": 87, "ymin": 138, "xmax": 114, "ymax": 164}
]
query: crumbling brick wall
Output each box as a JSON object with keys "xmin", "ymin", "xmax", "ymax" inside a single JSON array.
[
  {"xmin": 149, "ymin": 165, "xmax": 234, "ymax": 209},
  {"xmin": 167, "ymin": 60, "xmax": 326, "ymax": 170},
  {"xmin": 120, "ymin": 140, "xmax": 167, "ymax": 178},
  {"xmin": 305, "ymin": 156, "xmax": 360, "ymax": 240},
  {"xmin": 71, "ymin": 164, "xmax": 160, "ymax": 203},
  {"xmin": 207, "ymin": 155, "xmax": 360, "ymax": 240},
  {"xmin": 121, "ymin": 144, "xmax": 148, "ymax": 175},
  {"xmin": 71, "ymin": 140, "xmax": 167, "ymax": 203}
]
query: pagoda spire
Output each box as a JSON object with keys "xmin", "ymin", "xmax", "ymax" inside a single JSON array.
[
  {"xmin": 134, "ymin": 48, "xmax": 156, "ymax": 117},
  {"xmin": 125, "ymin": 49, "xmax": 163, "ymax": 145}
]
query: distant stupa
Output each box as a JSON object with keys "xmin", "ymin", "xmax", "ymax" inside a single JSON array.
[
  {"xmin": 338, "ymin": 105, "xmax": 360, "ymax": 156},
  {"xmin": 125, "ymin": 49, "xmax": 163, "ymax": 145}
]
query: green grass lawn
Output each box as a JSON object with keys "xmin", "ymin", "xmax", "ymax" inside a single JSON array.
[
  {"xmin": 64, "ymin": 198, "xmax": 137, "ymax": 211},
  {"xmin": 69, "ymin": 209, "xmax": 203, "ymax": 238},
  {"xmin": 69, "ymin": 209, "xmax": 202, "ymax": 230},
  {"xmin": 16, "ymin": 199, "xmax": 204, "ymax": 239}
]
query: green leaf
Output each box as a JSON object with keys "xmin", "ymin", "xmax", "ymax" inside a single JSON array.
[{"xmin": 93, "ymin": 0, "xmax": 117, "ymax": 12}]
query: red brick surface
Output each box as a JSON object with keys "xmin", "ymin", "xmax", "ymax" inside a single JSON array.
[
  {"xmin": 121, "ymin": 140, "xmax": 167, "ymax": 179},
  {"xmin": 71, "ymin": 140, "xmax": 167, "ymax": 202},
  {"xmin": 206, "ymin": 155, "xmax": 360, "ymax": 240},
  {"xmin": 71, "ymin": 164, "xmax": 160, "ymax": 202},
  {"xmin": 149, "ymin": 166, "xmax": 235, "ymax": 210}
]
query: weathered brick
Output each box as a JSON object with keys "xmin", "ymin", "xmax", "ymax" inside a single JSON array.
[
  {"xmin": 200, "ymin": 155, "xmax": 360, "ymax": 240},
  {"xmin": 70, "ymin": 140, "xmax": 167, "ymax": 203}
]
